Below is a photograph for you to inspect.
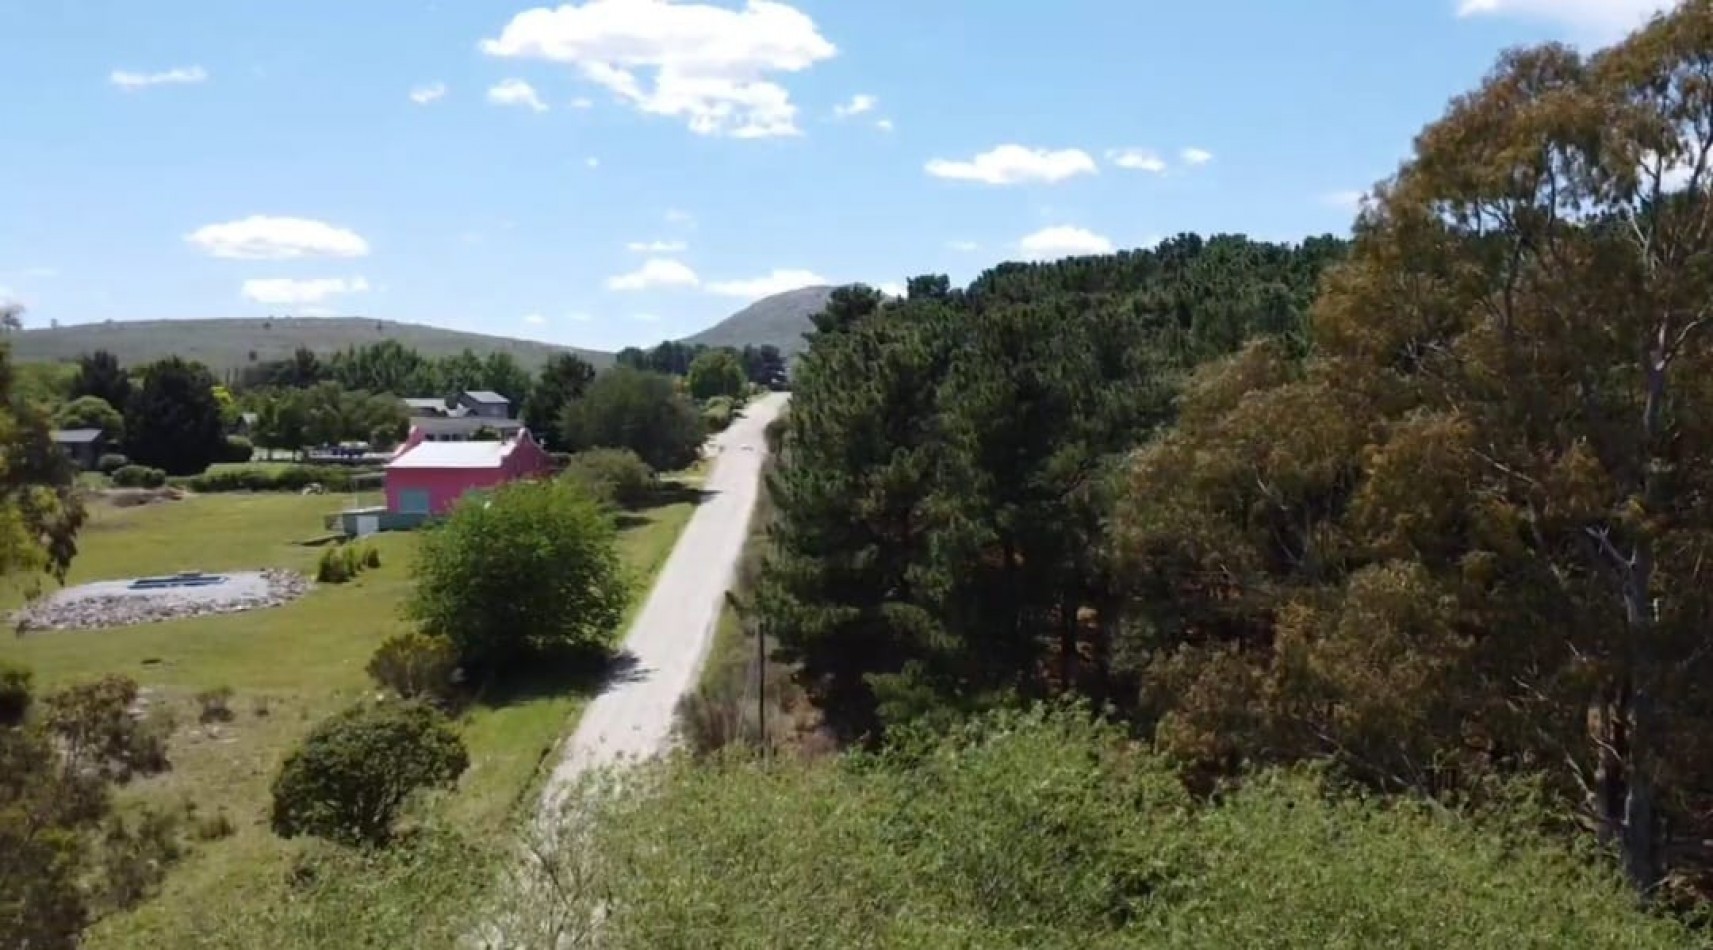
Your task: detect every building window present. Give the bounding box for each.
[398,489,431,515]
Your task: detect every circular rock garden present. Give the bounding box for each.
[12,568,311,633]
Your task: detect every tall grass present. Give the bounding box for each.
[509,705,1699,949]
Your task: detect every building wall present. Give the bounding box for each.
[383,432,553,516]
[385,466,509,515]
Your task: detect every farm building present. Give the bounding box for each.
[51,428,107,470]
[383,428,552,516]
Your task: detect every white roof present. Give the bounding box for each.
[387,440,514,470]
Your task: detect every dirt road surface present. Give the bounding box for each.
[533,391,788,826]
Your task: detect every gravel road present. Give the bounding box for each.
[534,391,788,826]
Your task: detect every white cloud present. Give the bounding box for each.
[1324,189,1367,210]
[705,268,827,299]
[567,311,594,322]
[925,145,1098,186]
[877,281,906,298]
[480,0,836,139]
[607,258,700,290]
[834,93,876,118]
[241,276,370,305]
[1108,148,1167,173]
[627,239,688,253]
[631,313,661,323]
[186,216,370,260]
[586,156,600,168]
[410,82,448,104]
[523,312,547,325]
[1180,147,1214,166]
[1454,0,1668,36]
[110,66,207,90]
[875,118,895,132]
[488,78,548,111]
[571,96,595,108]
[665,208,695,225]
[1018,225,1114,260]
[948,240,980,252]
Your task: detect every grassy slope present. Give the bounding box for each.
[10,316,614,374]
[0,487,697,945]
[680,285,833,358]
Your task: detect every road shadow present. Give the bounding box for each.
[613,484,717,532]
[474,644,650,710]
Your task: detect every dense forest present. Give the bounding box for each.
[723,1,1713,924]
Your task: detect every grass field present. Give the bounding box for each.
[0,484,698,946]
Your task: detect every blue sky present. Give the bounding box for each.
[0,0,1675,352]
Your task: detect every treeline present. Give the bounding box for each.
[616,340,787,390]
[757,2,1713,908]
[43,335,761,475]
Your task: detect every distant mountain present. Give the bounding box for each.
[7,317,612,372]
[681,285,834,356]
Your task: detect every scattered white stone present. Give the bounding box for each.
[12,569,311,633]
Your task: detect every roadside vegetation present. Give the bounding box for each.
[566,6,1713,944]
[0,469,699,947]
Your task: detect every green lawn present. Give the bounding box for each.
[0,485,699,946]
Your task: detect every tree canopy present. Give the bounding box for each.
[559,367,705,472]
[408,478,629,671]
[122,358,227,475]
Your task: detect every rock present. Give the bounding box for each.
[9,569,314,634]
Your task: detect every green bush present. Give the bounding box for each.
[178,464,370,494]
[366,633,459,702]
[0,659,31,726]
[518,705,1695,950]
[316,546,352,584]
[561,448,656,509]
[111,464,167,489]
[95,452,130,475]
[702,396,735,433]
[195,686,234,725]
[409,479,629,671]
[316,543,378,584]
[269,700,468,847]
[220,435,254,463]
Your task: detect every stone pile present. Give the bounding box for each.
[13,568,312,633]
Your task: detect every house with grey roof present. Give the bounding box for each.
[455,390,511,419]
[51,428,107,470]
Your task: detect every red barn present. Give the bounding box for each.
[384,429,553,516]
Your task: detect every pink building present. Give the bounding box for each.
[384,428,553,516]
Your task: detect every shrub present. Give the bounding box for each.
[178,464,368,494]
[559,367,706,471]
[0,659,31,726]
[190,809,236,842]
[96,452,130,475]
[111,464,167,489]
[515,705,1696,950]
[221,435,254,463]
[362,546,382,570]
[316,546,353,584]
[561,448,655,509]
[269,700,469,847]
[409,479,629,671]
[702,397,735,433]
[195,686,234,725]
[366,633,459,702]
[94,806,185,912]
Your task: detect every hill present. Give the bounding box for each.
[7,317,612,372]
[681,285,834,356]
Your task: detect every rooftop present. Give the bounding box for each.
[461,390,509,405]
[51,428,104,443]
[409,416,523,437]
[387,439,516,470]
